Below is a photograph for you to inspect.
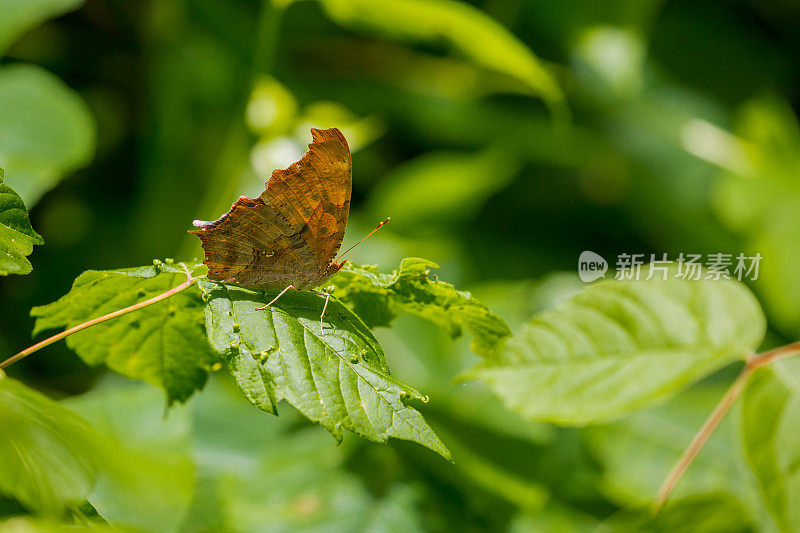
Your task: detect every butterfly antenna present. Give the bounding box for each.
[337,218,391,261]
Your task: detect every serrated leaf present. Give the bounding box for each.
[740,359,800,533]
[331,258,511,358]
[0,0,84,56]
[463,275,765,424]
[0,64,96,205]
[199,279,450,459]
[31,262,216,404]
[0,373,100,513]
[0,167,43,275]
[315,0,563,105]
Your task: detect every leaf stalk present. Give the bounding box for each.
[0,276,202,370]
[654,340,800,512]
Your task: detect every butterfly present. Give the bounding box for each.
[190,127,386,333]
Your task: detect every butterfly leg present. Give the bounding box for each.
[319,293,331,336]
[255,284,295,310]
[310,289,332,336]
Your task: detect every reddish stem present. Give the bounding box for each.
[654,340,800,512]
[0,276,201,371]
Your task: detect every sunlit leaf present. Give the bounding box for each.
[331,259,511,358]
[740,359,800,532]
[463,274,765,424]
[31,261,215,404]
[0,0,83,56]
[0,167,43,275]
[0,373,100,513]
[314,0,563,105]
[0,64,95,205]
[199,279,450,459]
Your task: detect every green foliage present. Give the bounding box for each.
[0,0,83,56]
[0,64,96,205]
[199,278,450,459]
[64,383,197,533]
[585,383,755,507]
[314,0,563,105]
[31,262,215,404]
[331,258,511,357]
[0,373,99,513]
[0,168,43,275]
[0,517,115,532]
[4,0,800,530]
[463,274,765,424]
[607,494,755,532]
[711,98,800,337]
[367,145,521,231]
[741,359,800,532]
[0,374,196,530]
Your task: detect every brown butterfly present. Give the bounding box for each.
[190,127,386,332]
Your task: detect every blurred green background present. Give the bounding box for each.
[1,0,799,530]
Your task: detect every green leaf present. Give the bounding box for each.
[0,373,100,513]
[315,0,563,106]
[0,167,43,275]
[463,274,765,424]
[605,494,755,532]
[0,517,115,532]
[740,359,800,532]
[330,259,511,358]
[585,383,756,507]
[199,279,451,459]
[0,64,95,206]
[0,0,84,56]
[64,381,196,533]
[709,98,800,337]
[31,262,216,404]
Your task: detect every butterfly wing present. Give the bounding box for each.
[190,128,352,290]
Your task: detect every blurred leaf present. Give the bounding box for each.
[0,0,83,56]
[31,262,215,404]
[314,0,563,105]
[0,64,95,205]
[367,145,521,232]
[0,517,114,532]
[362,485,425,533]
[463,274,765,424]
[65,382,195,533]
[216,424,422,532]
[740,359,800,532]
[605,493,754,532]
[0,373,99,513]
[585,383,754,506]
[246,75,298,137]
[331,259,511,358]
[509,505,598,533]
[710,98,800,336]
[0,167,43,275]
[199,278,450,459]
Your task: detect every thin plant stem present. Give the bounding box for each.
[0,276,201,371]
[654,340,800,512]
